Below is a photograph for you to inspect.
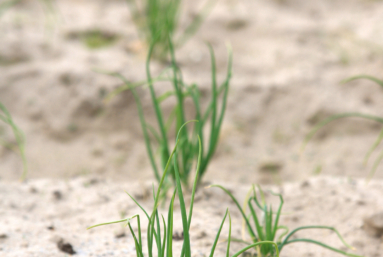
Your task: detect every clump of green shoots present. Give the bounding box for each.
[104,39,232,188]
[0,102,27,180]
[125,0,217,59]
[210,184,363,257]
[88,125,279,257]
[302,75,383,180]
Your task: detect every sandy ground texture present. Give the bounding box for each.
[1,176,383,257]
[1,0,383,182]
[1,0,383,256]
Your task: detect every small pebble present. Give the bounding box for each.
[53,190,63,200]
[57,238,76,255]
[363,212,383,237]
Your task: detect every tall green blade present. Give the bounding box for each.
[226,211,232,257]
[173,153,191,257]
[180,136,202,257]
[248,198,264,241]
[208,209,229,257]
[161,215,167,257]
[166,190,176,257]
[271,192,284,239]
[128,221,144,257]
[146,41,171,171]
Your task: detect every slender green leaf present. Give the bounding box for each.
[231,241,280,257]
[282,239,363,257]
[369,149,383,181]
[226,211,231,257]
[87,218,128,230]
[364,128,383,165]
[209,185,257,241]
[174,152,191,257]
[248,198,264,241]
[0,102,27,180]
[209,209,229,257]
[302,113,383,152]
[280,226,355,251]
[342,75,383,89]
[176,0,218,47]
[166,190,176,257]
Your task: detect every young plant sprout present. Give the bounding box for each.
[104,39,232,188]
[302,75,383,180]
[88,125,279,257]
[209,184,364,257]
[0,102,27,180]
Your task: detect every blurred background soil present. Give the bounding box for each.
[2,0,383,184]
[1,0,383,183]
[1,0,383,256]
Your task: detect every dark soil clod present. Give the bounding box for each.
[363,212,383,237]
[172,231,183,241]
[57,238,76,255]
[115,230,126,238]
[53,190,63,200]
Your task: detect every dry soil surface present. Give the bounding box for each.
[1,176,383,257]
[1,0,383,256]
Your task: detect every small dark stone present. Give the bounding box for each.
[29,187,38,193]
[300,180,310,188]
[115,230,126,238]
[196,231,207,239]
[0,234,8,239]
[356,200,366,206]
[363,212,383,237]
[57,238,76,255]
[259,161,282,173]
[53,190,63,200]
[172,231,183,241]
[88,178,99,185]
[47,225,55,231]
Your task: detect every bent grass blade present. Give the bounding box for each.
[302,75,383,180]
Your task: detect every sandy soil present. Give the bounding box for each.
[1,176,383,257]
[1,0,383,256]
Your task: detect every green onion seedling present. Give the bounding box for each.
[209,184,364,257]
[88,125,279,257]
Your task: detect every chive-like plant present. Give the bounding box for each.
[302,75,383,180]
[88,125,279,257]
[125,0,217,60]
[209,184,363,257]
[0,102,27,180]
[104,39,232,188]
